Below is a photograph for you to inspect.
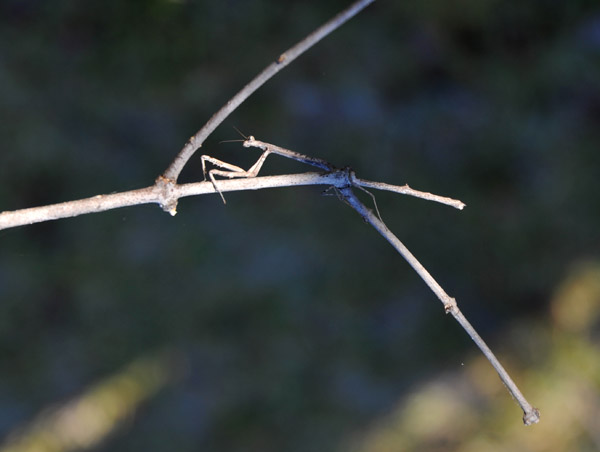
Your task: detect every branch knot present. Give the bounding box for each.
[155,175,179,216]
[443,297,459,315]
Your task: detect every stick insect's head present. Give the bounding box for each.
[219,128,254,148]
[242,136,261,150]
[224,127,258,149]
[220,128,263,150]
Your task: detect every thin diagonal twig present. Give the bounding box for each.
[161,0,375,186]
[338,185,540,426]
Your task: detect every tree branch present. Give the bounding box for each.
[354,176,466,210]
[0,170,461,230]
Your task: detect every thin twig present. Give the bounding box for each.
[338,186,540,425]
[0,173,333,230]
[354,177,466,210]
[0,171,461,231]
[161,0,375,187]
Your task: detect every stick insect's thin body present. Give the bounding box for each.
[201,136,335,203]
[243,137,335,172]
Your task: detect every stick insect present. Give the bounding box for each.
[201,132,336,203]
[201,132,383,219]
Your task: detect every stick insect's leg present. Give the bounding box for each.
[207,170,244,204]
[200,155,248,204]
[201,155,246,181]
[200,151,271,204]
[244,150,271,178]
[353,184,383,223]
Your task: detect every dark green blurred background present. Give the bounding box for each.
[1,1,600,451]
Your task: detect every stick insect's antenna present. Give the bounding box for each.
[233,126,248,140]
[219,127,249,144]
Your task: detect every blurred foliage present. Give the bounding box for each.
[1,0,600,451]
[0,349,182,452]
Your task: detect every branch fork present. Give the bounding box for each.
[155,175,179,216]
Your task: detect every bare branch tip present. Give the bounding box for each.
[523,408,540,426]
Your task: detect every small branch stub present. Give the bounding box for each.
[443,297,459,315]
